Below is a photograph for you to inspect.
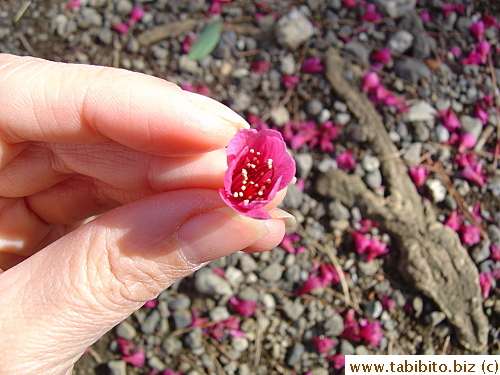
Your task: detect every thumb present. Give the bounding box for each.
[0,189,286,374]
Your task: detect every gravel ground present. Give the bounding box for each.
[1,0,499,374]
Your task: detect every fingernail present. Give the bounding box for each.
[178,207,268,264]
[269,208,297,232]
[183,91,250,131]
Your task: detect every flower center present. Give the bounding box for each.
[231,148,275,205]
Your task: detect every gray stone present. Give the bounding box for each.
[172,310,192,330]
[184,328,203,349]
[328,200,351,220]
[282,183,304,209]
[285,264,302,283]
[388,30,414,54]
[239,255,258,273]
[374,0,416,17]
[77,7,102,29]
[362,155,381,173]
[325,313,344,336]
[339,339,355,355]
[115,320,137,340]
[364,170,383,189]
[471,241,491,264]
[162,336,183,355]
[280,53,296,75]
[335,112,351,125]
[317,157,338,173]
[394,59,432,83]
[460,115,482,141]
[276,8,315,49]
[488,225,500,248]
[413,296,424,317]
[140,309,160,334]
[259,262,283,282]
[364,300,383,319]
[412,33,431,59]
[148,356,165,371]
[231,337,249,352]
[126,38,140,54]
[107,360,127,375]
[403,101,437,122]
[283,299,305,321]
[412,121,431,142]
[426,179,447,203]
[392,290,407,307]
[286,343,305,366]
[358,260,380,276]
[230,91,251,112]
[402,142,422,163]
[434,125,450,143]
[270,106,290,127]
[209,306,230,322]
[225,266,245,288]
[194,268,233,296]
[178,54,200,74]
[167,295,191,311]
[295,153,314,180]
[116,0,133,15]
[307,98,323,116]
[345,41,370,65]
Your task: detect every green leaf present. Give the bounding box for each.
[187,19,222,61]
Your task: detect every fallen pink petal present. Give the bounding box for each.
[122,350,146,367]
[359,320,383,346]
[327,353,346,369]
[457,133,476,153]
[444,210,461,231]
[111,22,129,34]
[370,48,392,65]
[252,61,271,74]
[438,108,461,132]
[229,296,258,317]
[408,167,428,188]
[337,150,356,171]
[302,57,324,73]
[219,129,296,219]
[129,6,145,25]
[312,336,335,354]
[462,161,487,187]
[340,309,361,342]
[479,272,492,299]
[460,224,481,246]
[282,75,300,90]
[470,20,485,41]
[66,0,81,10]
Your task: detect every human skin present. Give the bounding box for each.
[0,54,293,374]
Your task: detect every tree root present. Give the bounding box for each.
[316,48,488,352]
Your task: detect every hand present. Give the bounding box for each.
[0,54,293,374]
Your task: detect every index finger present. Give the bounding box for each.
[0,54,248,161]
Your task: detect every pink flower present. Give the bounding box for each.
[490,244,500,261]
[229,296,258,317]
[308,121,340,153]
[282,75,300,90]
[370,48,392,65]
[302,58,324,73]
[219,129,295,219]
[327,354,346,370]
[312,336,335,355]
[470,20,485,41]
[129,6,145,25]
[420,11,431,23]
[444,210,461,231]
[111,22,129,34]
[360,4,381,22]
[251,61,271,74]
[66,0,81,10]
[337,150,356,171]
[462,161,487,187]
[438,108,461,132]
[408,167,428,188]
[362,71,381,92]
[359,320,383,346]
[340,309,361,342]
[479,272,492,298]
[460,224,481,246]
[457,133,476,153]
